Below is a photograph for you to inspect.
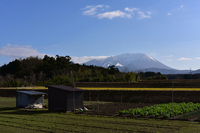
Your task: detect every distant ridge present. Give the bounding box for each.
[84,53,194,74]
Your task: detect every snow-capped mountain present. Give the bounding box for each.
[85,53,176,73]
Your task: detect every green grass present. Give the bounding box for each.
[0,97,48,108]
[0,97,16,108]
[1,97,200,132]
[179,110,200,119]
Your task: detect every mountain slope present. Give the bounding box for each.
[85,53,175,73]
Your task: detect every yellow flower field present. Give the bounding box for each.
[1,86,200,91]
[78,87,200,91]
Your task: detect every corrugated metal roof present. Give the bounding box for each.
[17,91,46,95]
[46,85,84,92]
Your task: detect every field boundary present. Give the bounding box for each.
[1,86,200,91]
[0,86,47,90]
[79,87,200,91]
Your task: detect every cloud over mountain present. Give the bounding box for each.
[178,57,193,61]
[71,56,110,64]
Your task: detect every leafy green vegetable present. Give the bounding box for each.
[119,102,200,118]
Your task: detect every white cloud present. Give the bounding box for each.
[83,8,97,16]
[195,57,200,60]
[167,4,184,16]
[180,5,184,8]
[167,13,172,16]
[0,44,46,59]
[124,7,139,15]
[82,5,151,20]
[138,11,151,19]
[97,10,132,19]
[71,56,110,64]
[125,7,151,19]
[82,5,109,16]
[178,57,193,61]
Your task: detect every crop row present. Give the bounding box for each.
[119,102,200,118]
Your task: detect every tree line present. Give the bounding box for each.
[3,55,199,87]
[0,55,141,87]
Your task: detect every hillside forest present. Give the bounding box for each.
[0,55,199,87]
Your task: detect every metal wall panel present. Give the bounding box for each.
[48,87,83,111]
[16,92,44,108]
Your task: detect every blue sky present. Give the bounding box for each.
[0,0,200,70]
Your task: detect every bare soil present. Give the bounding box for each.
[83,102,155,116]
[82,102,200,122]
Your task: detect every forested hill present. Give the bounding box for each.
[0,55,140,87]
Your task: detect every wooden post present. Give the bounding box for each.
[73,91,75,112]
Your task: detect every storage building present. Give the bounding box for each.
[16,91,46,108]
[46,85,84,111]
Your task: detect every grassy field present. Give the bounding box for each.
[2,86,200,91]
[1,97,200,132]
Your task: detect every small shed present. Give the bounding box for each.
[16,91,46,108]
[46,85,84,111]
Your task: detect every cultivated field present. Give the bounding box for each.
[1,97,200,132]
[2,86,200,91]
[2,81,200,132]
[80,87,200,91]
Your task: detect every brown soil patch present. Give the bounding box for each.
[82,102,200,122]
[83,102,155,116]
